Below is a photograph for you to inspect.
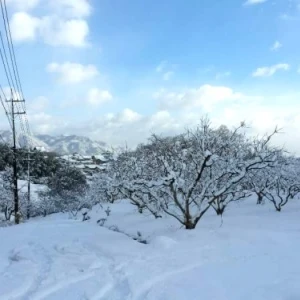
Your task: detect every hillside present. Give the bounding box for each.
[0,130,108,155]
[0,198,300,300]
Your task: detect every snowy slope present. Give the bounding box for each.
[0,130,108,155]
[36,134,108,155]
[1,198,300,300]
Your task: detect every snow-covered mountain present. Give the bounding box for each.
[0,130,108,155]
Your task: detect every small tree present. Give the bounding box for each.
[0,169,14,221]
[261,158,300,211]
[37,190,58,217]
[0,143,13,171]
[87,173,120,205]
[107,149,163,218]
[46,166,89,216]
[211,189,250,216]
[245,167,273,205]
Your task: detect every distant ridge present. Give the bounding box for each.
[0,130,108,155]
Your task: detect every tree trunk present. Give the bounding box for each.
[256,193,263,205]
[184,213,196,229]
[185,221,196,229]
[153,212,162,219]
[215,206,225,215]
[4,207,12,221]
[212,202,225,215]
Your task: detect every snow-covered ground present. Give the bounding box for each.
[18,180,47,202]
[1,198,300,300]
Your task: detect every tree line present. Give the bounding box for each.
[91,119,300,229]
[0,145,88,221]
[2,118,300,228]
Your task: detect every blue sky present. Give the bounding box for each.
[1,0,300,153]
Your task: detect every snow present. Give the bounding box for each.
[18,180,47,202]
[86,165,98,169]
[94,154,107,161]
[204,149,212,157]
[1,198,300,300]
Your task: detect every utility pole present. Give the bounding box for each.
[7,89,25,224]
[24,150,34,219]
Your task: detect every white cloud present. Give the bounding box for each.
[6,0,40,11]
[155,84,243,112]
[244,0,267,5]
[163,71,174,81]
[87,88,112,106]
[39,17,89,47]
[252,63,290,77]
[84,104,293,149]
[10,12,39,42]
[118,109,142,123]
[7,0,91,16]
[10,1,90,47]
[47,62,98,84]
[49,0,91,18]
[2,86,22,100]
[28,96,49,112]
[270,41,282,51]
[148,111,175,130]
[28,112,69,135]
[87,109,177,145]
[26,87,300,154]
[209,101,300,154]
[30,105,300,154]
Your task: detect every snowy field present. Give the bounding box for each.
[1,198,300,300]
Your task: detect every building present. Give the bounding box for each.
[60,152,111,177]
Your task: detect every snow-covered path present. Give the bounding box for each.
[1,200,300,300]
[0,219,140,300]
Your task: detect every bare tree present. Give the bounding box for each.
[261,157,300,211]
[106,119,279,229]
[245,167,273,205]
[211,190,250,216]
[0,169,14,221]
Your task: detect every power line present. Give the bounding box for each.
[0,0,33,223]
[2,0,24,100]
[2,0,32,148]
[0,35,26,146]
[0,33,16,92]
[0,90,12,129]
[0,130,7,144]
[0,0,30,148]
[0,0,21,96]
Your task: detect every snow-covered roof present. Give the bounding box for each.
[83,160,93,164]
[97,165,107,170]
[94,154,107,161]
[85,165,98,169]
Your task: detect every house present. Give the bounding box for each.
[60,152,111,177]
